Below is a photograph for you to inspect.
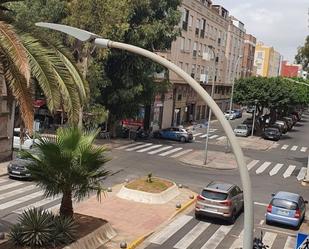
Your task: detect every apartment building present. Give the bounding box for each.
[241,34,256,78]
[153,0,230,128]
[225,16,245,84]
[254,42,282,77]
[281,61,305,78]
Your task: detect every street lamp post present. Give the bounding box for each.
[35,22,254,249]
[251,99,258,137]
[204,46,216,165]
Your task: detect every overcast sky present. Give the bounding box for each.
[214,0,309,62]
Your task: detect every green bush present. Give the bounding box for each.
[8,208,77,248]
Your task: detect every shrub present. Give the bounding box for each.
[52,215,77,246]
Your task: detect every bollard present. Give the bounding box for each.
[189,195,194,199]
[125,178,129,183]
[178,184,183,188]
[120,241,127,249]
[107,187,112,192]
[176,203,181,209]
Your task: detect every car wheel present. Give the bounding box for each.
[180,136,186,143]
[195,212,201,220]
[265,219,271,226]
[229,210,236,224]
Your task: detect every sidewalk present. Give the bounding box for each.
[179,150,250,169]
[0,162,8,176]
[75,183,196,249]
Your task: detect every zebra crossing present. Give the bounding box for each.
[0,177,61,218]
[192,129,228,141]
[247,159,306,181]
[146,214,296,249]
[273,144,308,153]
[116,142,193,158]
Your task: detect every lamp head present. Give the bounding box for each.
[35,22,101,42]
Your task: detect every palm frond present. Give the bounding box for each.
[0,21,30,85]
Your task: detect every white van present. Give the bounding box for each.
[13,128,39,150]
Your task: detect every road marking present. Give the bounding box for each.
[174,221,210,249]
[247,160,259,171]
[281,144,289,150]
[14,196,61,214]
[200,225,234,249]
[256,161,272,174]
[283,165,296,178]
[230,229,244,249]
[170,149,193,158]
[259,220,265,225]
[254,202,268,207]
[263,232,277,248]
[0,185,37,200]
[159,147,183,156]
[210,129,218,132]
[291,146,298,151]
[284,236,296,249]
[199,134,208,138]
[301,147,308,152]
[136,144,162,152]
[209,135,219,139]
[0,190,44,210]
[0,181,24,191]
[126,143,153,151]
[149,215,192,245]
[269,163,284,176]
[257,226,296,236]
[296,167,307,181]
[216,136,226,141]
[148,146,173,155]
[116,142,143,150]
[193,133,203,137]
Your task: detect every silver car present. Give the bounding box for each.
[195,181,244,223]
[234,124,251,137]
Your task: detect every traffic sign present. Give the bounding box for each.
[296,232,309,249]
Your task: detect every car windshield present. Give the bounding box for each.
[236,125,247,129]
[201,190,228,200]
[266,128,278,132]
[271,198,298,210]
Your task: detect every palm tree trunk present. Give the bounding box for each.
[60,190,73,217]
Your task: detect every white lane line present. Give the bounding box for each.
[200,225,234,249]
[247,160,259,171]
[269,163,284,176]
[14,196,61,214]
[0,185,37,200]
[116,142,143,150]
[209,135,219,139]
[137,144,162,152]
[283,165,296,178]
[199,134,208,138]
[301,147,308,152]
[284,236,296,249]
[216,136,226,141]
[148,146,173,155]
[262,232,277,248]
[291,146,298,151]
[281,144,289,150]
[210,129,218,132]
[254,202,268,207]
[126,143,152,151]
[297,167,307,181]
[256,162,272,174]
[259,220,265,225]
[193,133,203,137]
[0,181,24,191]
[0,190,44,210]
[170,149,193,158]
[174,221,210,249]
[149,215,192,245]
[159,147,183,157]
[230,229,244,249]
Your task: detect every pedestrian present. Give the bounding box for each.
[303,239,309,249]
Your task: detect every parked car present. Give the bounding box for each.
[234,124,251,137]
[7,153,35,179]
[233,109,242,118]
[195,181,244,224]
[246,106,255,113]
[262,127,281,141]
[13,128,40,150]
[153,127,193,142]
[224,110,236,120]
[275,120,288,134]
[266,191,307,229]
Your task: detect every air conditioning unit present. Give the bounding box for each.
[202,52,211,61]
[199,74,208,84]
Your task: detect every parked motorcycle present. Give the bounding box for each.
[253,231,269,249]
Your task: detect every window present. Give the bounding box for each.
[180,37,185,51]
[191,64,196,78]
[177,94,182,101]
[186,39,191,51]
[182,8,189,30]
[193,41,197,57]
[179,61,183,69]
[188,15,193,27]
[195,18,200,35]
[198,43,202,56]
[197,65,200,76]
[185,63,189,73]
[257,51,263,59]
[201,66,205,74]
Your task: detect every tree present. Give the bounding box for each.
[295,36,309,73]
[21,127,109,217]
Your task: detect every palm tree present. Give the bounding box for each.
[21,127,109,217]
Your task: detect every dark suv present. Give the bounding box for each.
[195,181,244,223]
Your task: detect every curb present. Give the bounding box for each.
[127,196,196,249]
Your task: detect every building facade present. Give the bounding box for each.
[225,16,245,84]
[153,0,232,129]
[241,34,256,78]
[254,42,282,77]
[281,60,303,78]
